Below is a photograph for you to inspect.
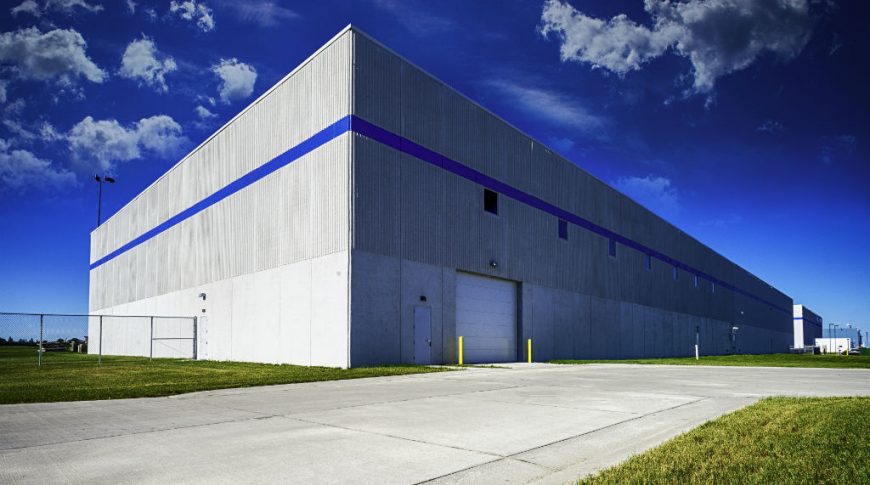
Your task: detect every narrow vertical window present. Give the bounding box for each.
[694,275,699,288]
[608,239,616,258]
[646,255,652,271]
[558,219,567,240]
[673,266,678,281]
[483,189,498,215]
[711,281,716,293]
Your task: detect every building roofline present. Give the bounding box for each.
[93,25,356,234]
[348,26,790,304]
[93,24,790,305]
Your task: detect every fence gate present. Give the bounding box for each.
[0,312,197,366]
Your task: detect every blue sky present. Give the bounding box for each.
[0,1,867,333]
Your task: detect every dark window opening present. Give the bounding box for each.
[673,266,678,281]
[608,239,617,258]
[558,219,568,240]
[711,281,716,293]
[484,189,498,215]
[646,255,652,271]
[694,275,699,288]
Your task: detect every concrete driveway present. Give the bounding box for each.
[2,363,869,484]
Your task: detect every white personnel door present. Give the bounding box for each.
[456,272,517,363]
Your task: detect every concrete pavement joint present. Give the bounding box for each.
[0,412,269,452]
[413,457,553,485]
[409,396,715,484]
[283,413,507,458]
[470,397,643,416]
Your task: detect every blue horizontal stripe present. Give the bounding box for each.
[91,114,788,315]
[350,116,789,315]
[90,115,351,270]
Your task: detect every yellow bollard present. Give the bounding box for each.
[528,338,532,363]
[458,336,464,366]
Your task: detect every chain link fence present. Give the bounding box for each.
[0,312,197,366]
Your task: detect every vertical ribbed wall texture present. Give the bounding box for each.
[90,32,352,311]
[350,31,790,335]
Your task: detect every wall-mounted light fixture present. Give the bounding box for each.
[198,293,207,301]
[489,259,498,268]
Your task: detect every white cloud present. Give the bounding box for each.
[3,118,38,140]
[215,0,298,27]
[756,120,784,133]
[0,139,77,191]
[211,58,256,103]
[119,36,177,92]
[3,98,25,115]
[45,0,103,13]
[540,0,813,94]
[67,115,189,171]
[0,28,106,86]
[134,115,188,158]
[11,0,103,17]
[10,1,40,17]
[373,0,455,36]
[170,1,215,32]
[194,105,215,119]
[699,212,743,228]
[548,136,575,153]
[0,81,6,103]
[613,175,681,219]
[39,121,64,141]
[126,0,136,14]
[67,117,139,170]
[486,78,605,133]
[818,134,857,166]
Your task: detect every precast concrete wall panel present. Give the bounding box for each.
[350,251,401,366]
[89,251,350,366]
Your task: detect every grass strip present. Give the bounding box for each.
[579,396,870,484]
[0,346,448,404]
[552,353,870,369]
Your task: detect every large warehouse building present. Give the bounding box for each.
[89,27,793,367]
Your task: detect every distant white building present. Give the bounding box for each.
[815,338,851,354]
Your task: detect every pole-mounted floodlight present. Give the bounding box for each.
[94,175,116,227]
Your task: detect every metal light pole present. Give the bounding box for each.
[834,324,839,355]
[94,175,115,227]
[827,323,833,354]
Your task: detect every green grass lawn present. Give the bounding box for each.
[552,352,870,369]
[579,396,870,484]
[0,346,448,405]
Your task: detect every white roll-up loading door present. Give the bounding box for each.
[456,272,517,363]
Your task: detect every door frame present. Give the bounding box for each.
[454,270,520,363]
[413,305,432,365]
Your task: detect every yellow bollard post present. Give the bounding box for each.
[458,336,464,366]
[528,338,532,363]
